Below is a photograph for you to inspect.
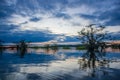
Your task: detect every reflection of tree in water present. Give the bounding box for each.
[0,40,4,56]
[82,42,106,68]
[44,47,58,54]
[78,58,110,77]
[19,40,27,58]
[78,24,107,65]
[0,45,3,55]
[77,24,110,77]
[44,44,58,54]
[77,42,110,78]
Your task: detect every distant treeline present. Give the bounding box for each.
[0,43,120,50]
[110,44,120,49]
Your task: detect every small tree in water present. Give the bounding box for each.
[0,40,4,56]
[19,40,27,58]
[78,24,107,68]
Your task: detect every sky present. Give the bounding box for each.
[0,0,120,42]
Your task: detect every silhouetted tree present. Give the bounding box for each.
[0,40,4,56]
[78,24,107,67]
[19,40,27,58]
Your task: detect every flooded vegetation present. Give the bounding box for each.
[0,25,120,80]
[0,46,120,80]
[0,0,120,80]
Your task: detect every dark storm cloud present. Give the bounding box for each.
[0,30,57,42]
[3,30,79,43]
[0,24,17,30]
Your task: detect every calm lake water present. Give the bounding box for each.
[0,48,120,80]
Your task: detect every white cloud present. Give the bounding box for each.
[63,4,96,16]
[7,4,94,36]
[10,13,91,36]
[6,2,119,37]
[7,14,30,25]
[105,26,120,32]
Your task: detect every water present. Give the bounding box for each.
[0,48,120,80]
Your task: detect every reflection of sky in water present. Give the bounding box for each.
[0,48,120,80]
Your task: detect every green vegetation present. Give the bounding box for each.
[29,45,88,50]
[111,44,120,49]
[29,44,58,50]
[30,46,42,49]
[62,46,70,49]
[76,45,86,50]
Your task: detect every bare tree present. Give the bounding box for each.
[0,40,4,56]
[78,24,107,67]
[19,40,28,58]
[78,24,106,44]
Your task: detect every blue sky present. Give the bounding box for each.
[0,0,120,42]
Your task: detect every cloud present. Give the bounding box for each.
[7,14,29,25]
[0,30,57,42]
[29,17,41,22]
[9,14,90,36]
[0,0,120,42]
[105,26,120,33]
[64,5,95,16]
[54,13,71,19]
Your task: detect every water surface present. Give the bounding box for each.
[0,48,120,80]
